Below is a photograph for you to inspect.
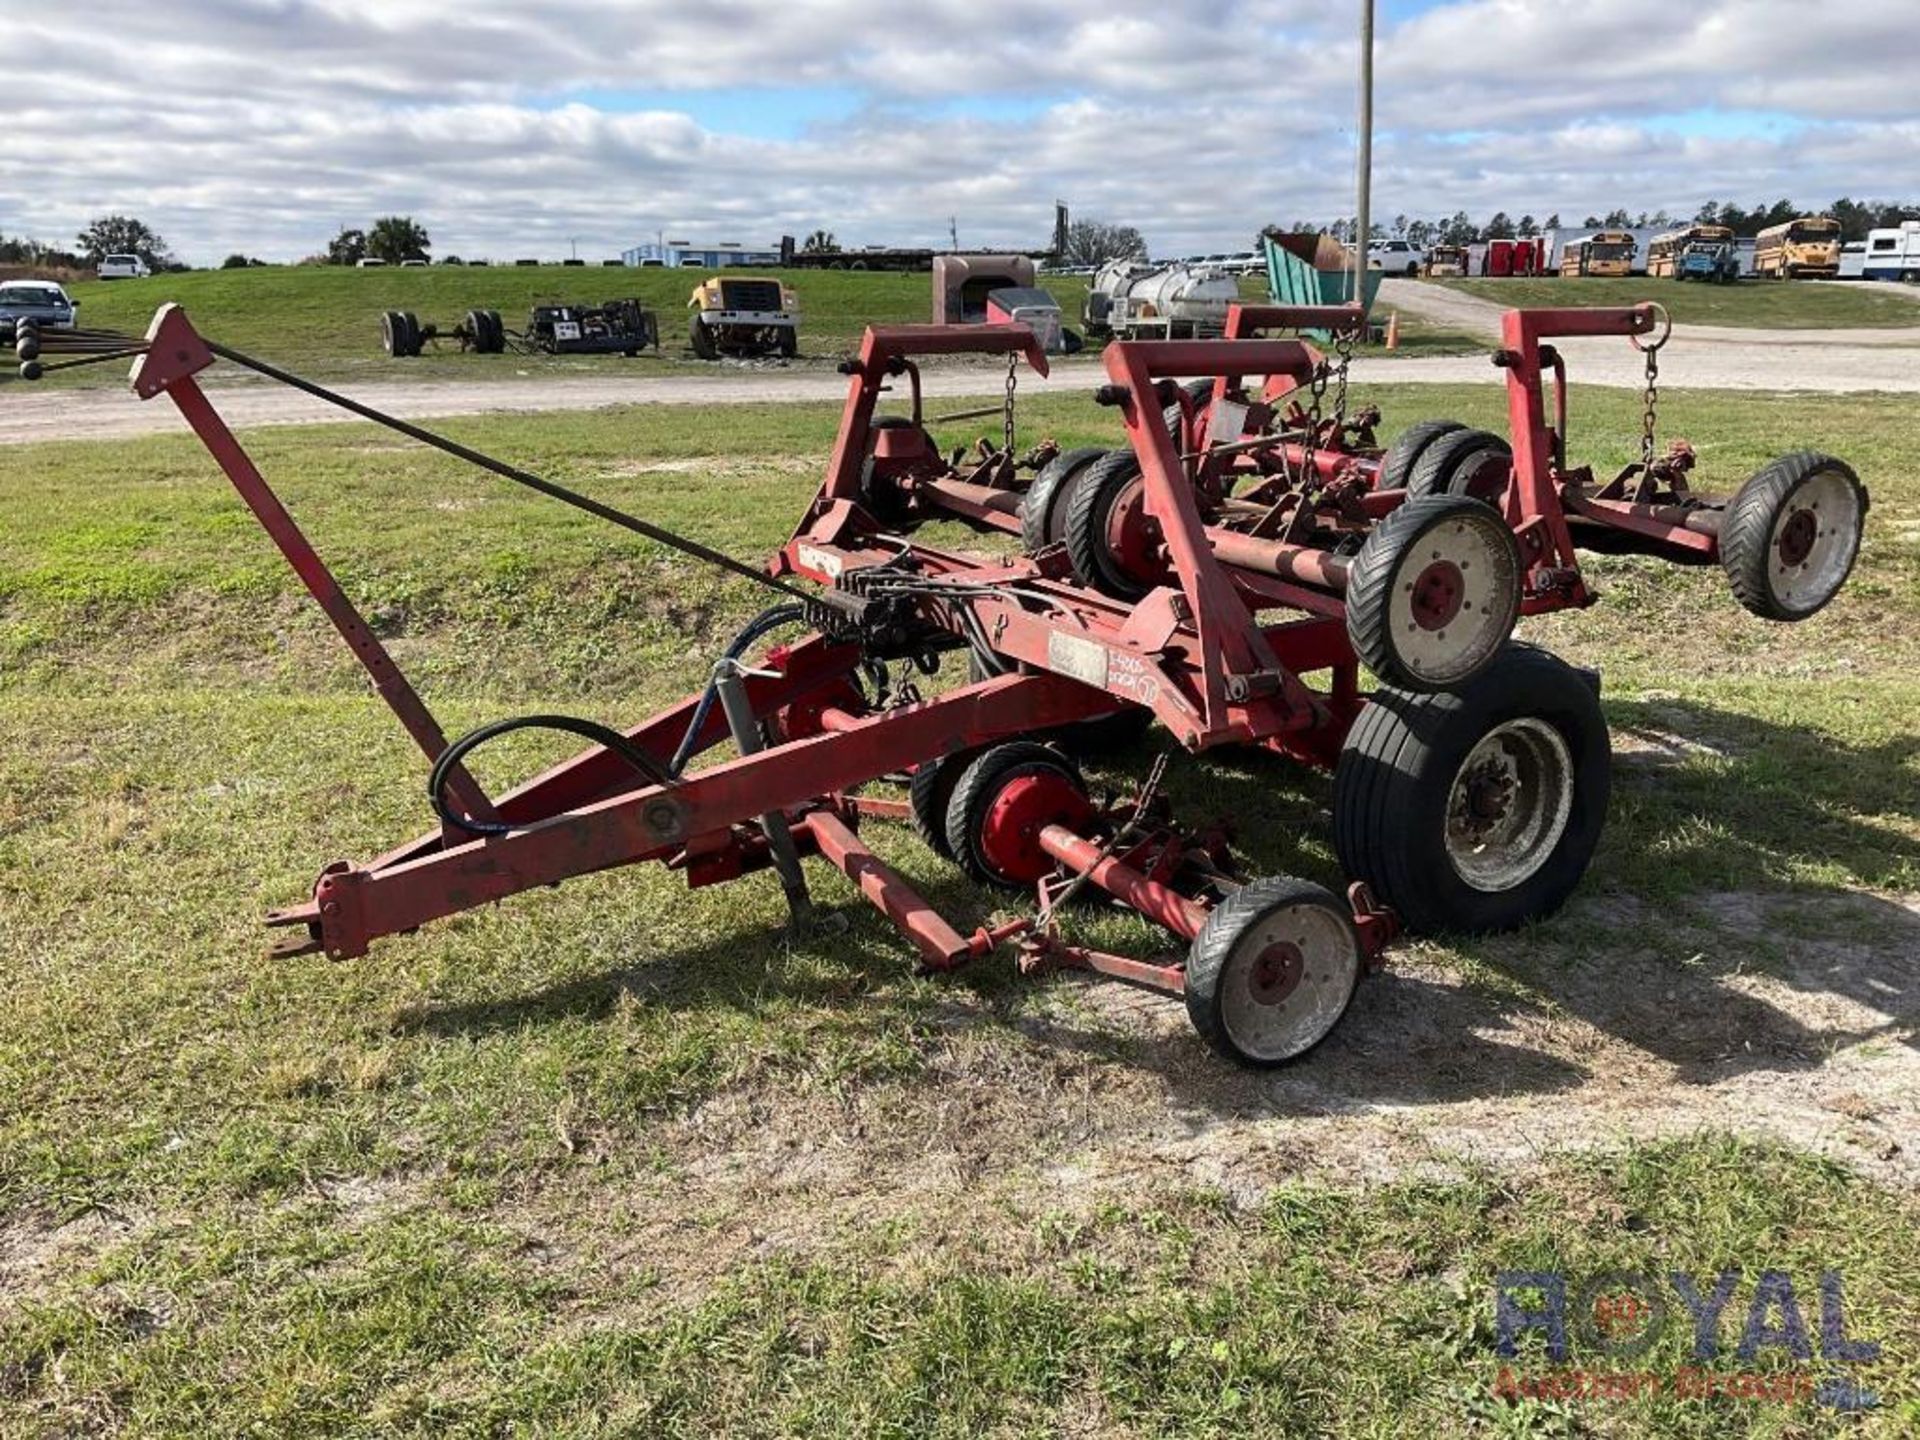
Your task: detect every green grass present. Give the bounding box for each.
[1433,276,1920,329]
[2,387,1917,1434]
[39,266,1458,390]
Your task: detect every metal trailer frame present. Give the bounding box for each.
[129,304,1502,1066]
[1129,300,1865,605]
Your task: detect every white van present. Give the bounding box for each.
[97,253,149,280]
[1861,222,1920,282]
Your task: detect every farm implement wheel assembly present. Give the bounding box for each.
[1333,645,1609,934]
[49,296,1868,1070]
[1185,876,1362,1067]
[1718,452,1867,620]
[1344,495,1522,693]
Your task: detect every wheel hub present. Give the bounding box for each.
[1444,718,1575,893]
[1410,559,1466,631]
[1247,942,1305,1004]
[1776,507,1817,568]
[1100,477,1164,584]
[978,771,1095,884]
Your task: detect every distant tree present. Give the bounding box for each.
[1517,214,1538,237]
[1695,201,1720,226]
[1582,215,1602,229]
[1440,210,1477,245]
[1485,211,1516,240]
[1062,218,1148,267]
[1391,213,1409,237]
[1543,213,1561,231]
[219,253,265,269]
[367,216,430,264]
[77,215,171,269]
[1601,208,1632,228]
[326,227,368,265]
[1406,218,1434,248]
[801,229,837,254]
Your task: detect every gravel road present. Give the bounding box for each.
[5,285,1916,445]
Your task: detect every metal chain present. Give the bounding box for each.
[1331,325,1355,428]
[1639,341,1660,467]
[1003,351,1018,457]
[1298,355,1328,488]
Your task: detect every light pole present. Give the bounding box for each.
[1352,0,1376,307]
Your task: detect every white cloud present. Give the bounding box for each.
[0,0,1912,264]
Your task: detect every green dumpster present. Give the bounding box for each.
[1263,232,1382,337]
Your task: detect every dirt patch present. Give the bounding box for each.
[471,887,1917,1321]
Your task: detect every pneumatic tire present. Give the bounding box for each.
[943,742,1090,889]
[1344,494,1522,693]
[689,314,718,360]
[1184,876,1362,1067]
[1377,419,1465,492]
[1405,428,1509,500]
[1063,450,1158,600]
[909,750,974,860]
[1332,644,1610,935]
[1718,451,1866,621]
[1021,446,1108,555]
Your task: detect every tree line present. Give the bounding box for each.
[1266,197,1917,250]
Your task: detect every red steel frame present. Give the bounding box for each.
[127,306,1403,997]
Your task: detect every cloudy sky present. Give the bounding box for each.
[4,0,1914,265]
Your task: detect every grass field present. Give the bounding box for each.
[35,265,1476,390]
[2,385,1917,1434]
[1434,276,1920,329]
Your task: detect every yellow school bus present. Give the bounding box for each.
[1558,230,1636,278]
[1753,216,1842,279]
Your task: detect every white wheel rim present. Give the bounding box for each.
[1768,469,1861,615]
[1219,902,1358,1061]
[1387,513,1517,685]
[1445,717,1575,892]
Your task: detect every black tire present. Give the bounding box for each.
[1184,876,1362,1067]
[1405,428,1510,500]
[1332,643,1610,935]
[480,310,505,353]
[379,310,407,358]
[909,751,973,859]
[396,312,423,357]
[1378,420,1465,491]
[463,310,491,353]
[689,314,718,360]
[1344,494,1522,693]
[943,742,1086,888]
[1063,451,1156,600]
[777,327,799,359]
[1718,451,1867,621]
[1431,441,1513,506]
[1162,377,1219,443]
[1020,446,1108,555]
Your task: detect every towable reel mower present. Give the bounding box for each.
[50,306,1617,1068]
[1112,300,1869,627]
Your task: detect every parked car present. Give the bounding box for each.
[0,280,79,340]
[1366,238,1428,275]
[356,257,387,268]
[96,253,150,280]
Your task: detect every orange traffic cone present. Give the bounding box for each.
[1384,310,1400,350]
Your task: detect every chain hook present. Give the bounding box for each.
[1002,350,1018,459]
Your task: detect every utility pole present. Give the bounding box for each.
[1352,0,1376,306]
[949,217,959,251]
